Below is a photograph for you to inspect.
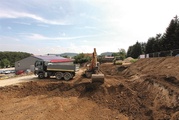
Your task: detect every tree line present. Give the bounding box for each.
[127,15,179,58]
[0,52,32,68]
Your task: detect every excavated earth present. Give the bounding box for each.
[0,57,179,120]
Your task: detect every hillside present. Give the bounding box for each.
[60,53,78,57]
[100,52,114,56]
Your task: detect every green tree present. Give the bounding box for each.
[154,34,162,52]
[145,34,163,54]
[0,51,32,67]
[162,16,178,50]
[0,58,10,68]
[74,53,91,64]
[174,16,179,49]
[133,42,142,58]
[112,49,126,60]
[127,46,133,57]
[140,42,146,54]
[118,48,126,60]
[145,37,156,53]
[127,42,142,58]
[112,52,119,57]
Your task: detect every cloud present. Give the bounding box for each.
[22,33,98,40]
[24,34,47,40]
[54,44,94,54]
[0,9,71,25]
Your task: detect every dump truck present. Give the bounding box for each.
[34,59,76,80]
[84,48,105,83]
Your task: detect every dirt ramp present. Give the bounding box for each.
[123,57,179,79]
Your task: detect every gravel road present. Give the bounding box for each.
[0,75,36,87]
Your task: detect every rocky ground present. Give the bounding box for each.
[0,57,178,120]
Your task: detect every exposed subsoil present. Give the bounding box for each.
[0,57,179,120]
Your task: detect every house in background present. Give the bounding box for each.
[15,55,73,74]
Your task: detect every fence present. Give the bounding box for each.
[140,49,179,58]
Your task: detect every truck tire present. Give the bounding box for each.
[64,72,72,81]
[38,73,44,79]
[56,72,63,80]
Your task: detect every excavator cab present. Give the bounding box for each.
[84,48,104,83]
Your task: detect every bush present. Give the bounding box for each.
[130,59,138,63]
[0,59,10,68]
[74,53,91,64]
[114,62,123,65]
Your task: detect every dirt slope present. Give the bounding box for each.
[123,57,179,79]
[99,57,179,119]
[0,57,179,120]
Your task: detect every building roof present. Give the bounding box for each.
[34,55,73,63]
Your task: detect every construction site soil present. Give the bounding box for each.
[0,57,179,120]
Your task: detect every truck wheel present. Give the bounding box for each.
[64,72,72,81]
[38,73,44,79]
[56,72,63,80]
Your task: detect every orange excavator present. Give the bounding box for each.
[84,48,104,83]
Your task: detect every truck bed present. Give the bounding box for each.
[47,64,76,72]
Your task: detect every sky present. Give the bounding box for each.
[0,0,179,55]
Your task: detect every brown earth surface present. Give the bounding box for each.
[0,57,179,120]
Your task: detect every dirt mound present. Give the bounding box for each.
[0,81,81,98]
[0,81,150,119]
[123,57,179,79]
[122,57,179,95]
[100,63,128,76]
[0,81,128,120]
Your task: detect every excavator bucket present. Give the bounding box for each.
[91,74,104,83]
